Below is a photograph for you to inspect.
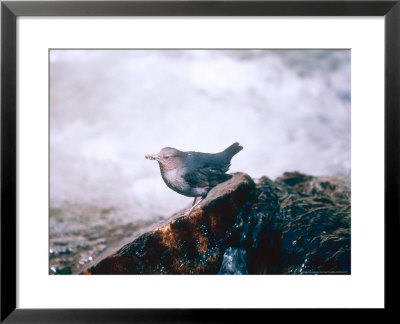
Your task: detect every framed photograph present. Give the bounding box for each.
[1,0,398,321]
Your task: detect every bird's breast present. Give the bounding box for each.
[160,167,206,197]
[161,168,188,191]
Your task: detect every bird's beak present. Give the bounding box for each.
[145,154,158,161]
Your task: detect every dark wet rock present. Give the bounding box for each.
[236,172,351,274]
[79,171,350,275]
[80,173,255,274]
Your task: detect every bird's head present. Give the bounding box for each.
[145,147,184,170]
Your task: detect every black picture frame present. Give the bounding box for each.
[1,0,398,321]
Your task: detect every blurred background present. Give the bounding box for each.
[49,50,350,273]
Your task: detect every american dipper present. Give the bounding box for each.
[145,142,243,213]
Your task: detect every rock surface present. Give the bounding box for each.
[80,171,350,275]
[224,172,351,275]
[81,173,255,274]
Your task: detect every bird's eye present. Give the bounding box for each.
[165,156,170,159]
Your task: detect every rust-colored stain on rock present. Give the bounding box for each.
[78,171,350,275]
[80,173,255,275]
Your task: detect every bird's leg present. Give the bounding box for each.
[191,197,203,210]
[185,197,203,216]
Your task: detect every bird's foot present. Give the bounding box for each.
[184,197,203,216]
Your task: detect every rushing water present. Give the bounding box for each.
[49,50,350,273]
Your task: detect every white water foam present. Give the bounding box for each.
[50,49,350,220]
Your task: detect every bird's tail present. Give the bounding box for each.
[223,142,243,158]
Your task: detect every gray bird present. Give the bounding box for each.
[145,142,243,213]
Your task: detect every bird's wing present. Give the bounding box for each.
[183,165,231,189]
